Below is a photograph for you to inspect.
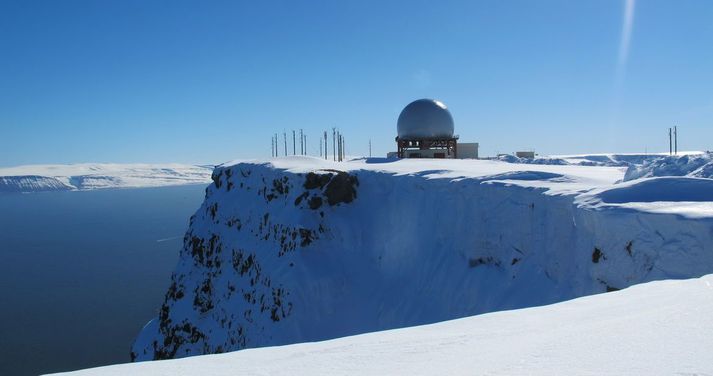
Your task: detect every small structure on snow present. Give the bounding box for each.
[394,99,478,159]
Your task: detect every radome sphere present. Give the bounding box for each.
[397,99,455,139]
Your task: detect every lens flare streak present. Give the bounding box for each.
[617,0,636,76]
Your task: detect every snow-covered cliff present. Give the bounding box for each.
[131,156,713,361]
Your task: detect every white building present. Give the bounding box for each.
[391,99,479,159]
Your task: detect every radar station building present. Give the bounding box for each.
[394,99,478,159]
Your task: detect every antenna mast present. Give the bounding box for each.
[674,125,678,155]
[669,128,672,155]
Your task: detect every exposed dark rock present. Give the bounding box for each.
[308,196,323,210]
[625,241,633,256]
[272,178,287,195]
[208,203,218,220]
[268,287,291,322]
[211,170,223,188]
[190,236,206,265]
[226,217,242,230]
[304,172,333,190]
[294,192,308,206]
[469,256,501,268]
[592,247,604,263]
[324,172,358,206]
[193,278,214,314]
[167,281,185,301]
[299,228,314,247]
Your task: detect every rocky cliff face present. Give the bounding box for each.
[131,159,713,361]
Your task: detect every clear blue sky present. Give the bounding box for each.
[1,0,712,166]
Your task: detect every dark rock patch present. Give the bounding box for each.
[294,192,308,206]
[324,172,358,206]
[193,278,214,314]
[304,172,333,190]
[211,170,223,189]
[592,247,604,263]
[299,228,314,247]
[208,203,218,220]
[469,256,501,268]
[308,196,323,210]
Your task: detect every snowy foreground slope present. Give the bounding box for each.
[122,154,713,364]
[54,274,713,375]
[0,163,212,192]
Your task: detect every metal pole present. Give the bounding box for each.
[292,130,296,155]
[324,131,328,160]
[283,131,287,156]
[332,128,336,161]
[674,126,678,155]
[304,135,307,156]
[669,128,672,155]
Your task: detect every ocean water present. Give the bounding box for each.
[0,185,208,375]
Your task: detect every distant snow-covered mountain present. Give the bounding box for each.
[0,163,213,192]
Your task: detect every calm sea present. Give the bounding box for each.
[0,185,207,375]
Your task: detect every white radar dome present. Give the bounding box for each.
[397,99,455,139]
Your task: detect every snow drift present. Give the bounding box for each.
[624,151,713,181]
[129,157,713,362]
[497,151,707,167]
